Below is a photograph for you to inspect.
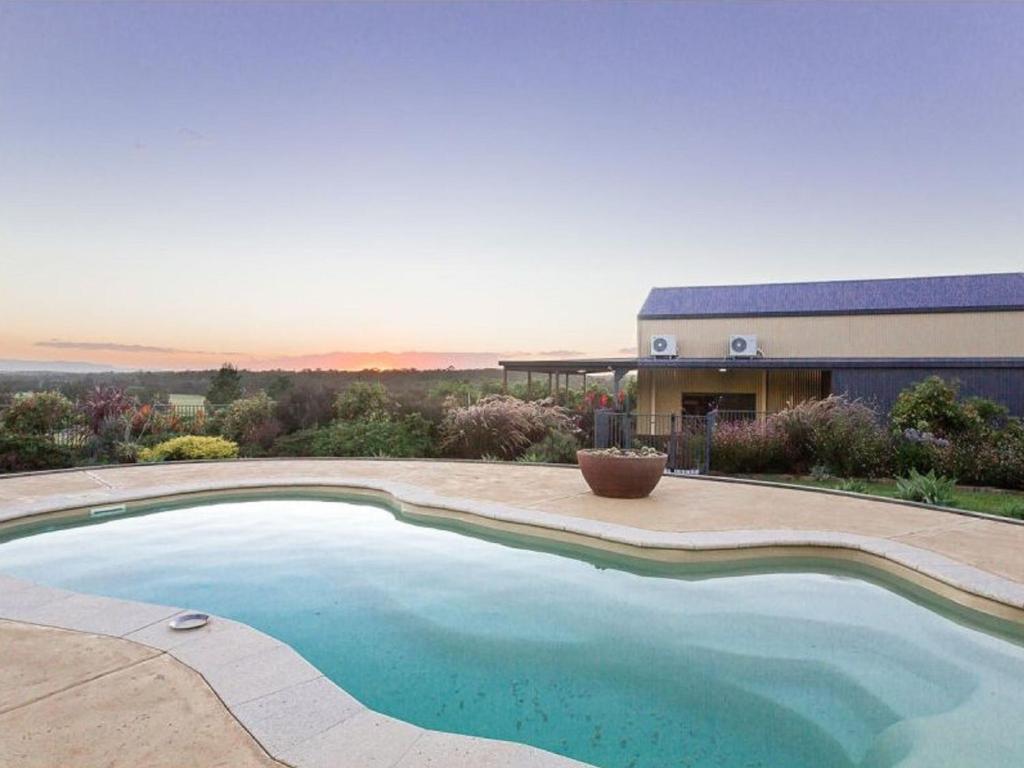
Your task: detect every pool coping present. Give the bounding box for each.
[9,455,1021,528]
[4,469,1024,767]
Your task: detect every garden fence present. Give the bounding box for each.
[594,409,775,474]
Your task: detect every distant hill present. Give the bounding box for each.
[0,359,134,373]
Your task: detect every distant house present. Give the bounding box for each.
[500,272,1024,417]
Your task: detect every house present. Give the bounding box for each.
[499,272,1024,417]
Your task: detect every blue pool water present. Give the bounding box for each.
[2,495,1023,768]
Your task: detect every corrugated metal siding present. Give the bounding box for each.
[638,310,1024,359]
[831,368,1024,416]
[765,370,826,411]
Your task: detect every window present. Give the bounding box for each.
[681,393,756,416]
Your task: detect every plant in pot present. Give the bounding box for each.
[577,446,668,498]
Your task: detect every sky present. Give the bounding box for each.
[1,1,1022,371]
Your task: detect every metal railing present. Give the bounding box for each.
[595,411,713,473]
[595,409,781,474]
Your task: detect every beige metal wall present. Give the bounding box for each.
[638,369,766,413]
[637,368,828,414]
[637,311,1024,359]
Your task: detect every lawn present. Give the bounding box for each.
[168,394,206,407]
[732,474,1024,521]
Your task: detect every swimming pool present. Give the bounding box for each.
[1,494,1022,767]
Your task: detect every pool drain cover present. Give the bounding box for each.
[169,613,210,631]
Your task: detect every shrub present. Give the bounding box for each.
[890,377,972,437]
[221,393,281,454]
[968,421,1024,490]
[206,363,243,404]
[138,435,239,462]
[274,382,336,432]
[82,386,135,434]
[517,431,580,464]
[2,391,76,435]
[0,433,74,473]
[439,395,576,460]
[710,419,788,474]
[834,478,868,494]
[774,396,891,477]
[894,468,957,506]
[271,413,432,458]
[334,382,398,422]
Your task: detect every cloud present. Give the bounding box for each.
[35,340,241,356]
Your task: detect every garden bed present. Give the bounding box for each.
[727,474,1024,520]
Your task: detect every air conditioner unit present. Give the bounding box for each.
[729,334,758,358]
[650,334,678,358]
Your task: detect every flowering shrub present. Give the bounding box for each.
[710,419,789,474]
[138,436,239,462]
[773,396,891,477]
[2,391,76,435]
[712,396,889,477]
[890,377,1022,490]
[439,395,576,460]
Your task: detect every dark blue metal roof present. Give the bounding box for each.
[638,273,1024,318]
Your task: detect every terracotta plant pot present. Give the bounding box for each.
[577,450,668,499]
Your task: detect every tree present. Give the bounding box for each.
[267,374,294,400]
[206,363,243,405]
[334,382,397,422]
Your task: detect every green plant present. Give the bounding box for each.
[519,431,580,464]
[206,363,244,404]
[834,478,868,494]
[894,468,957,506]
[1005,502,1024,521]
[890,377,971,437]
[221,392,281,453]
[274,382,337,432]
[2,391,76,435]
[0,433,74,473]
[271,413,432,458]
[138,435,239,462]
[334,382,398,422]
[810,464,832,482]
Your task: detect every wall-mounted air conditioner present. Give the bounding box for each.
[650,334,678,358]
[729,334,758,358]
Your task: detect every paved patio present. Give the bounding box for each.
[3,459,1024,767]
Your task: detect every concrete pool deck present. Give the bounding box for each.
[3,459,1024,767]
